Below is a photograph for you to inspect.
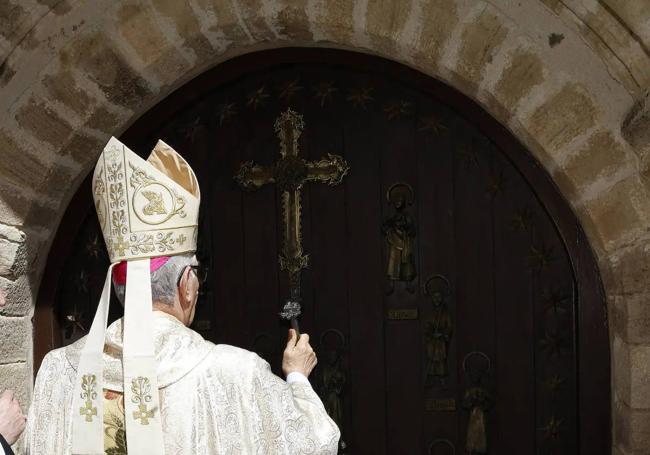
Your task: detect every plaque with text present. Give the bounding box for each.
[425,398,457,412]
[387,308,419,320]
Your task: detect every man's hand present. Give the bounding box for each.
[282,329,317,378]
[0,390,26,445]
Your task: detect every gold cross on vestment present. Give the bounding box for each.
[133,404,155,425]
[235,109,349,318]
[80,400,97,422]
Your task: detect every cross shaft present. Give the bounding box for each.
[235,109,349,326]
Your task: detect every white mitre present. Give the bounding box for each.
[71,137,200,454]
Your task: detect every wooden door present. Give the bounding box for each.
[36,49,610,454]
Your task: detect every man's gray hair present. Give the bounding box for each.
[113,254,198,306]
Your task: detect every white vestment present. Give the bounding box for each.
[25,312,340,454]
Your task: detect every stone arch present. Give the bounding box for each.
[1,0,649,452]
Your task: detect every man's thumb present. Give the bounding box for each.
[286,328,297,347]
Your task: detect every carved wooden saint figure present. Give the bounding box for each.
[382,183,417,294]
[462,352,493,454]
[319,329,348,453]
[424,276,453,386]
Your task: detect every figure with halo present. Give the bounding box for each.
[462,352,493,454]
[319,329,348,453]
[382,183,417,295]
[424,275,453,387]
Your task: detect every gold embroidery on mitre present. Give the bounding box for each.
[131,377,156,425]
[94,138,200,263]
[107,159,128,239]
[94,167,107,231]
[129,162,186,226]
[141,191,167,216]
[79,374,98,422]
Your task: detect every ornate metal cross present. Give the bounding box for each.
[235,109,349,332]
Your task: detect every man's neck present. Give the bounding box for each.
[152,302,187,326]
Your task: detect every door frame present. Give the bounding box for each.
[35,47,610,452]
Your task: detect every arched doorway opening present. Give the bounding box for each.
[35,48,610,454]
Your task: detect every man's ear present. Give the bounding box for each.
[178,267,192,308]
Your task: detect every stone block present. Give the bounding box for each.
[152,0,215,61]
[64,132,104,168]
[232,0,276,41]
[0,181,34,227]
[0,380,28,454]
[562,131,629,191]
[0,129,49,189]
[0,60,16,89]
[614,293,650,345]
[200,0,250,45]
[313,0,352,42]
[575,5,650,97]
[366,0,412,51]
[583,178,648,253]
[621,90,650,151]
[603,0,650,44]
[37,165,80,202]
[614,336,632,406]
[117,3,168,65]
[0,316,29,364]
[0,363,31,417]
[0,225,25,244]
[614,399,650,453]
[613,337,650,410]
[67,32,153,110]
[274,0,312,42]
[537,0,564,14]
[527,83,598,152]
[412,0,458,67]
[494,48,544,113]
[0,238,26,280]
[629,346,650,410]
[38,0,73,15]
[84,105,121,135]
[456,9,509,89]
[0,1,28,47]
[0,275,35,317]
[116,3,191,88]
[42,70,94,117]
[24,200,60,232]
[15,96,74,150]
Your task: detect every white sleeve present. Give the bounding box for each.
[286,371,311,386]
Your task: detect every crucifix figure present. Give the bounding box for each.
[235,109,350,333]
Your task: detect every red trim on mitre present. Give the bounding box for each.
[112,257,171,285]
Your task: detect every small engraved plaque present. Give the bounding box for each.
[193,320,212,331]
[425,398,456,412]
[387,308,419,320]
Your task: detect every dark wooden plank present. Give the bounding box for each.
[490,144,536,454]
[301,76,351,445]
[529,188,579,455]
[415,100,459,453]
[342,74,387,454]
[207,93,248,349]
[576,225,610,455]
[239,80,283,368]
[378,84,422,455]
[452,122,496,453]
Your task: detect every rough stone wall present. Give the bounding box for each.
[0,0,649,453]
